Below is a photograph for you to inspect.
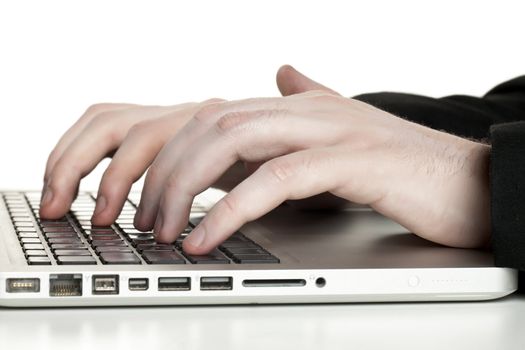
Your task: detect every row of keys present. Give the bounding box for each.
[4,193,53,265]
[4,192,280,265]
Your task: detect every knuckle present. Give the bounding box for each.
[82,103,123,122]
[87,111,124,145]
[102,164,124,182]
[201,98,224,105]
[45,148,59,168]
[127,119,155,137]
[215,111,252,135]
[307,91,339,102]
[84,103,114,116]
[262,158,298,183]
[48,159,79,186]
[193,103,223,123]
[164,172,184,192]
[145,163,162,184]
[219,194,239,217]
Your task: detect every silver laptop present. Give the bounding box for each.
[0,188,518,307]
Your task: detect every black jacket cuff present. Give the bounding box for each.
[490,121,525,270]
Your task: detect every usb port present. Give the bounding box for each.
[200,277,232,291]
[6,278,40,293]
[129,278,149,291]
[92,275,119,295]
[158,277,191,291]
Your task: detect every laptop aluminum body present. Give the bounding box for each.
[0,189,517,307]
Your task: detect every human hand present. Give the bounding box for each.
[39,65,328,225]
[137,67,491,254]
[39,100,222,223]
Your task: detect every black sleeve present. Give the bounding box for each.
[352,75,525,291]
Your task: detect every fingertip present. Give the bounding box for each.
[276,64,296,79]
[133,217,152,232]
[90,212,114,227]
[181,226,209,254]
[182,238,212,255]
[38,190,70,220]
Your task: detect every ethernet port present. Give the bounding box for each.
[49,274,82,297]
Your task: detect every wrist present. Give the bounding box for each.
[440,138,491,248]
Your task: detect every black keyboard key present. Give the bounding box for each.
[99,252,141,265]
[88,234,121,241]
[51,243,86,250]
[224,247,269,256]
[27,256,51,265]
[42,227,75,233]
[130,238,155,246]
[90,240,127,248]
[219,241,261,249]
[44,232,78,239]
[185,249,230,264]
[47,238,82,244]
[232,254,280,264]
[95,246,133,254]
[223,234,250,242]
[142,250,185,264]
[84,228,115,235]
[40,222,71,228]
[136,244,174,253]
[54,249,91,256]
[57,256,97,265]
[40,218,68,223]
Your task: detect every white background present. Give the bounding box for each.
[0,0,524,190]
[1,3,525,349]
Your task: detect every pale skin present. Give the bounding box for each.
[39,65,492,255]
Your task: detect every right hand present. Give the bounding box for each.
[39,65,333,227]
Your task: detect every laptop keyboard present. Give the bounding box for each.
[2,192,280,266]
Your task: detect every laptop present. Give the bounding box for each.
[0,188,518,307]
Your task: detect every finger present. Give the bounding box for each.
[44,103,136,183]
[136,97,298,231]
[40,105,185,219]
[182,148,341,254]
[276,64,340,96]
[92,105,204,226]
[152,106,343,243]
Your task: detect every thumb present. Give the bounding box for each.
[276,65,340,96]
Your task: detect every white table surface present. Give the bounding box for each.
[1,293,523,350]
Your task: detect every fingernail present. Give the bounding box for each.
[93,195,107,216]
[41,188,53,207]
[185,226,206,248]
[154,212,164,235]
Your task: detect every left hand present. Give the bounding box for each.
[136,67,491,254]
